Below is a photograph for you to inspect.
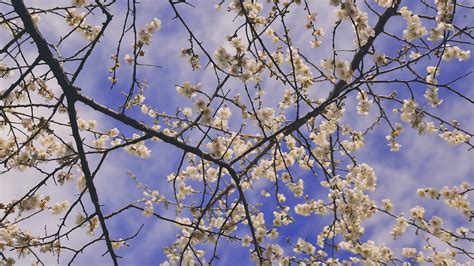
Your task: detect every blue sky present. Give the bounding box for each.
[0,0,473,265]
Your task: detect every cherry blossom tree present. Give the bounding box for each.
[0,0,473,265]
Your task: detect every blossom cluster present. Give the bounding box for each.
[400,7,427,41]
[334,0,375,46]
[424,66,443,107]
[137,18,162,46]
[65,9,101,41]
[356,90,372,115]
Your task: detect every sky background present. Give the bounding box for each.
[1,0,473,265]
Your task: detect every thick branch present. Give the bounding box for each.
[11,1,119,265]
